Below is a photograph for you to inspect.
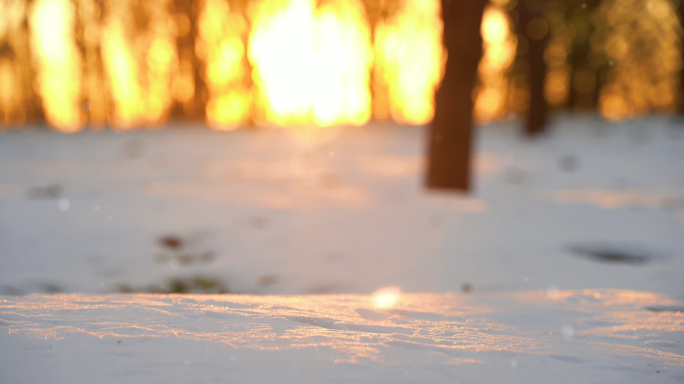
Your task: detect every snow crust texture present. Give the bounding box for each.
[1,290,683,383]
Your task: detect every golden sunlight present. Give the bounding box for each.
[101,0,178,129]
[373,0,443,125]
[248,0,372,128]
[598,0,681,120]
[197,0,251,130]
[0,0,31,126]
[372,286,400,310]
[475,4,516,122]
[4,0,680,130]
[29,0,83,132]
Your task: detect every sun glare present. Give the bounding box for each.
[373,0,443,125]
[101,0,178,129]
[248,0,373,128]
[197,0,251,130]
[4,0,678,130]
[475,4,515,122]
[29,0,83,132]
[372,286,400,310]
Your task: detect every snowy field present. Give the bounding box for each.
[1,290,683,383]
[0,116,682,296]
[0,116,683,382]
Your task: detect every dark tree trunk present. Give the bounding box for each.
[566,0,601,111]
[678,1,684,114]
[591,69,602,110]
[0,9,42,125]
[233,0,256,128]
[170,0,203,120]
[517,0,549,136]
[364,0,401,122]
[426,0,487,192]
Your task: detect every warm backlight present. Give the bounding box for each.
[4,0,675,131]
[373,0,443,125]
[475,4,515,122]
[248,0,373,128]
[29,0,83,131]
[372,286,400,310]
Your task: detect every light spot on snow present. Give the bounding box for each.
[372,286,400,310]
[554,189,681,210]
[561,324,574,339]
[547,285,560,300]
[58,198,70,211]
[446,358,484,365]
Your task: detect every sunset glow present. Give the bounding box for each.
[197,0,250,130]
[372,286,400,309]
[373,0,443,124]
[1,0,679,130]
[475,4,516,122]
[101,0,178,129]
[248,0,373,128]
[29,0,83,131]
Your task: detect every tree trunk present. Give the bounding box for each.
[426,0,487,192]
[170,0,203,121]
[517,0,549,136]
[678,1,684,114]
[566,0,601,112]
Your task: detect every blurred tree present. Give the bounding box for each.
[564,0,605,111]
[170,0,203,120]
[232,0,255,127]
[363,0,401,122]
[595,0,680,120]
[426,0,487,192]
[677,0,684,114]
[0,1,40,125]
[516,0,549,136]
[75,0,107,127]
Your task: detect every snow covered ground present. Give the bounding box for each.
[1,290,683,383]
[0,116,683,382]
[0,116,682,297]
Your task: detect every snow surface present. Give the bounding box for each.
[1,290,683,383]
[0,116,683,382]
[0,117,682,297]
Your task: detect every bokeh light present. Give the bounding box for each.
[596,0,681,120]
[0,0,31,126]
[248,0,373,128]
[373,0,443,125]
[475,2,516,122]
[29,0,83,131]
[198,0,251,130]
[101,0,179,129]
[0,0,682,130]
[372,286,400,309]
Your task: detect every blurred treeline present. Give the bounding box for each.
[0,0,681,132]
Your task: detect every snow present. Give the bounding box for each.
[0,116,682,381]
[1,290,682,383]
[0,117,682,296]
